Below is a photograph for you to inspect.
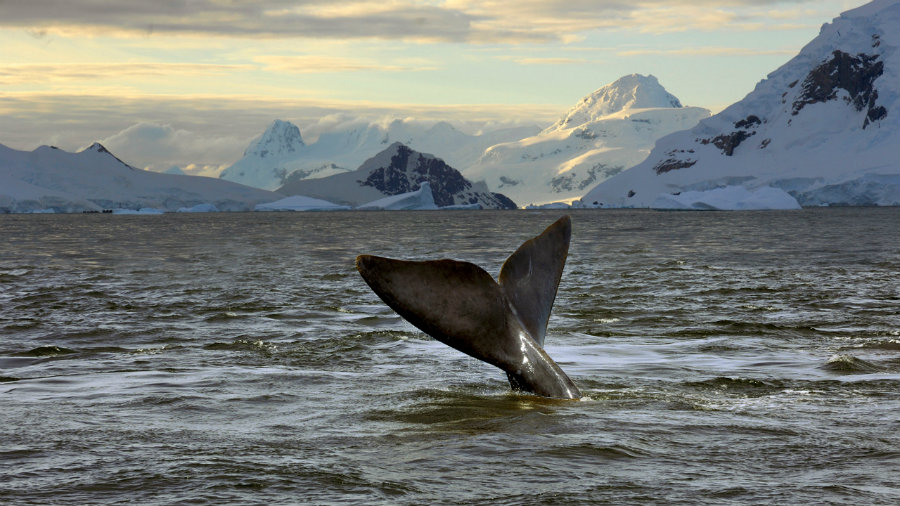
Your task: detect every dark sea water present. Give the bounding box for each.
[1,208,899,505]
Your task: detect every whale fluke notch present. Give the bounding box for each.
[356,216,580,399]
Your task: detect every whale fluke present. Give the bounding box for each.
[499,215,570,347]
[356,216,580,399]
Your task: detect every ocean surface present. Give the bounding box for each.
[1,208,898,505]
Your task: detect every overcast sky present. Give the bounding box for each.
[0,0,862,174]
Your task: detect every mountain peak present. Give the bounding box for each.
[84,142,110,154]
[550,74,684,130]
[244,119,305,159]
[339,142,516,209]
[77,142,136,170]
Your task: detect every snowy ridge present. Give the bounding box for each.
[581,0,899,209]
[464,74,709,207]
[0,142,280,213]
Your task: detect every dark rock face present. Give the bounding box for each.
[791,50,885,128]
[701,130,754,156]
[490,193,518,209]
[87,143,137,171]
[653,148,698,174]
[360,144,516,209]
[734,115,761,129]
[697,114,763,157]
[654,158,697,174]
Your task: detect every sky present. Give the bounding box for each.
[0,0,863,175]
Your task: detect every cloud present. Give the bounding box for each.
[254,55,437,73]
[503,57,593,66]
[0,0,477,42]
[445,0,825,39]
[0,63,253,86]
[0,92,559,171]
[98,122,252,174]
[0,0,837,43]
[616,47,797,57]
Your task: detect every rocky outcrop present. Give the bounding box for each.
[653,158,696,175]
[358,144,516,208]
[278,143,517,209]
[791,49,885,128]
[697,115,765,157]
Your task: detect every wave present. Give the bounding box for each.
[16,345,77,357]
[845,339,900,352]
[683,376,785,392]
[821,354,883,374]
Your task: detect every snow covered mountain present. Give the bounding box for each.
[277,142,517,209]
[218,119,344,190]
[581,0,899,209]
[0,142,280,213]
[463,74,710,207]
[220,118,539,191]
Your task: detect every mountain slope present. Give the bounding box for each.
[278,142,517,209]
[581,0,899,208]
[463,74,710,207]
[0,142,280,213]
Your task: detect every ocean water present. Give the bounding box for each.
[1,208,898,505]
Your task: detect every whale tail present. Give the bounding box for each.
[356,216,580,399]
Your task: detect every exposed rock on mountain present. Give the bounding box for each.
[278,143,516,209]
[791,49,885,127]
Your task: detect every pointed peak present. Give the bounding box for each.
[74,142,137,170]
[266,118,294,131]
[550,74,684,131]
[382,142,437,160]
[358,142,439,174]
[85,142,109,154]
[588,73,682,110]
[373,141,416,158]
[245,119,306,158]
